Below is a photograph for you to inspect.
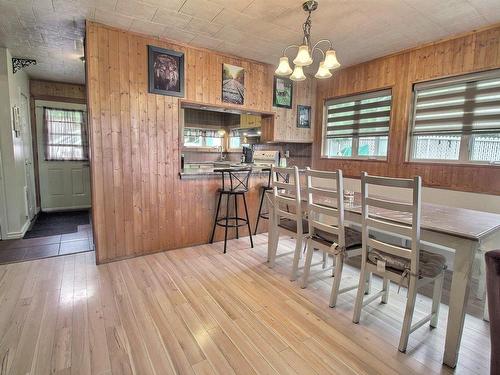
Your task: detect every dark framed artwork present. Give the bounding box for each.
[148,45,184,97]
[297,105,311,128]
[273,76,293,109]
[222,63,245,105]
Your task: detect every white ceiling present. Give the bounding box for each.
[0,0,499,84]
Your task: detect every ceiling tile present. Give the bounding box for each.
[129,19,165,37]
[92,8,134,30]
[152,8,192,28]
[183,17,223,37]
[115,0,157,21]
[179,0,223,21]
[161,26,197,45]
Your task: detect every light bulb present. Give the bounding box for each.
[323,49,340,70]
[290,65,306,81]
[275,56,293,76]
[293,45,313,67]
[315,61,332,79]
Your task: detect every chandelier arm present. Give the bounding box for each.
[281,44,300,57]
[311,46,325,60]
[311,39,333,51]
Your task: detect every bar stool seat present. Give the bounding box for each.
[210,168,254,253]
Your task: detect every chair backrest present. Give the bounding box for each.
[361,172,422,274]
[216,168,252,192]
[272,166,302,233]
[305,167,345,248]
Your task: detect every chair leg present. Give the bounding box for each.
[398,276,418,352]
[476,252,486,300]
[430,273,444,328]
[365,272,372,295]
[329,253,344,307]
[352,264,367,323]
[210,192,222,243]
[300,238,314,288]
[242,193,253,248]
[254,189,265,235]
[223,194,230,254]
[322,251,327,269]
[290,236,303,281]
[268,221,279,268]
[381,278,390,304]
[234,194,239,239]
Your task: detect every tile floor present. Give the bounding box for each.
[0,224,93,264]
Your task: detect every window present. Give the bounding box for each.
[229,129,242,149]
[44,108,88,161]
[183,127,223,148]
[409,69,500,164]
[323,89,392,159]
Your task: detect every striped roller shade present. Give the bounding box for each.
[412,69,500,135]
[325,89,392,139]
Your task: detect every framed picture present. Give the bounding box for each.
[222,64,245,105]
[148,45,184,97]
[297,105,311,128]
[273,76,293,109]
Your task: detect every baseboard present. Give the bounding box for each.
[4,219,31,240]
[42,205,91,212]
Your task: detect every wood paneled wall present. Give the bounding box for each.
[30,79,86,103]
[313,25,500,195]
[86,22,276,263]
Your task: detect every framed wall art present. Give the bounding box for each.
[148,45,184,97]
[273,76,293,109]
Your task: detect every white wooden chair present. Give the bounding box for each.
[268,166,307,281]
[352,172,446,353]
[300,168,363,307]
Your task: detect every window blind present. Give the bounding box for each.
[183,128,222,138]
[412,69,500,136]
[325,89,392,139]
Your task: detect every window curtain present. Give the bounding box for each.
[44,108,88,161]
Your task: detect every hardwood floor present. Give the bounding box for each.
[0,234,490,374]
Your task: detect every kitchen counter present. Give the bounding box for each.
[179,162,271,179]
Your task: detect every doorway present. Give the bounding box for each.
[0,98,93,265]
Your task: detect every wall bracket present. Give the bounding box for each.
[12,58,37,74]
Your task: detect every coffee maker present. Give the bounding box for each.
[242,146,253,164]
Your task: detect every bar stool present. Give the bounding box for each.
[209,168,254,253]
[254,168,289,235]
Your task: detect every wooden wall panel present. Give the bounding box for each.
[271,78,316,143]
[313,25,500,195]
[86,22,274,263]
[30,79,86,103]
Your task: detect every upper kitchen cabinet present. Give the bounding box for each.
[261,78,316,143]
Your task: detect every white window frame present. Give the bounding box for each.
[408,69,500,165]
[321,89,392,160]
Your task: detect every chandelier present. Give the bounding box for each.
[275,0,340,81]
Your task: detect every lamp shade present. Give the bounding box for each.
[323,49,340,70]
[290,65,306,81]
[315,61,332,79]
[275,56,293,76]
[293,45,313,67]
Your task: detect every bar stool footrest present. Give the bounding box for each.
[216,216,249,228]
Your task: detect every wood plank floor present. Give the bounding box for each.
[0,234,490,374]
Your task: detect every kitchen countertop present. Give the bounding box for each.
[179,163,271,179]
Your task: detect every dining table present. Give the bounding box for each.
[265,190,500,368]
